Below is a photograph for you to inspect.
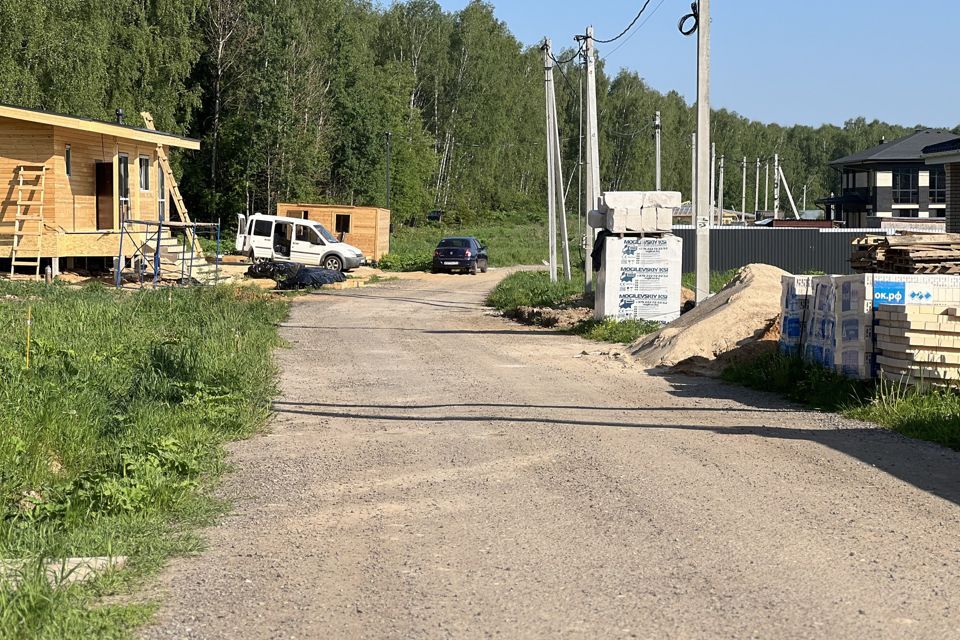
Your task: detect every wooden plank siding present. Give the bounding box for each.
[0,115,176,259]
[276,203,391,260]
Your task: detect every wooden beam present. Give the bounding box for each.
[0,104,200,150]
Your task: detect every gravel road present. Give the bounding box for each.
[142,270,960,639]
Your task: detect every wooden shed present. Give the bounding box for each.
[0,104,200,277]
[276,203,390,260]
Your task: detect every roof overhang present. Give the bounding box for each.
[923,149,960,165]
[0,104,200,150]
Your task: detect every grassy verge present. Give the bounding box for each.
[723,352,960,450]
[486,270,659,344]
[0,282,288,638]
[382,213,582,271]
[681,269,738,294]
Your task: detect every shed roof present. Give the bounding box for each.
[0,103,200,150]
[829,129,958,166]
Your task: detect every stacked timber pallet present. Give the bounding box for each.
[875,304,960,385]
[852,234,960,274]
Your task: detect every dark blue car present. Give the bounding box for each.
[431,236,488,275]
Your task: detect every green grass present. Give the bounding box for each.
[569,318,661,344]
[485,270,583,312]
[0,281,288,638]
[681,269,738,294]
[381,212,581,271]
[723,352,960,450]
[486,270,660,345]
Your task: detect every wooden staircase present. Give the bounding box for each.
[8,165,46,278]
[139,227,224,285]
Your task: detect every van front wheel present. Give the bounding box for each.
[323,255,343,272]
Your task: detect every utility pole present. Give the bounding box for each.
[741,156,747,223]
[802,183,807,212]
[694,0,711,302]
[583,27,601,294]
[764,161,769,211]
[718,155,725,226]
[773,153,781,218]
[690,132,696,214]
[384,131,392,210]
[654,111,662,191]
[709,142,716,226]
[546,41,572,280]
[778,162,800,219]
[754,157,760,214]
[543,40,558,282]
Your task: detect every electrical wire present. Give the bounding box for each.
[678,2,699,36]
[594,0,654,44]
[547,40,584,66]
[601,0,668,60]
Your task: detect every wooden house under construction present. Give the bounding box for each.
[0,104,209,280]
[276,202,391,260]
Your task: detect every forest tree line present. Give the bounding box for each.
[0,0,954,226]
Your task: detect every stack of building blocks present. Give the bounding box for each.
[875,305,960,384]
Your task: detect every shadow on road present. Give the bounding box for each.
[272,401,960,508]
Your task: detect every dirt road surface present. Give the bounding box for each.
[142,270,960,639]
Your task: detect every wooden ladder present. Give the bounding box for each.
[139,112,202,256]
[9,165,46,278]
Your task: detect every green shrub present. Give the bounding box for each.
[378,252,434,272]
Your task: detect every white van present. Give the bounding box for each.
[235,213,365,272]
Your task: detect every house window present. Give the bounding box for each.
[335,214,351,234]
[930,166,946,204]
[892,168,919,204]
[139,156,150,191]
[65,144,71,177]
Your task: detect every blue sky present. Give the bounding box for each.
[433,0,959,129]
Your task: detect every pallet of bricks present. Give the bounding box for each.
[779,273,960,382]
[851,233,960,274]
[875,305,960,385]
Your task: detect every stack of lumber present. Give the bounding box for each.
[851,234,960,274]
[875,304,960,384]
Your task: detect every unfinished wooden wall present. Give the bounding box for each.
[0,117,54,256]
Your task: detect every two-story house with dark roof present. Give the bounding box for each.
[821,129,958,227]
[922,137,960,233]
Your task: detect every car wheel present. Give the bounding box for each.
[469,261,478,275]
[480,259,488,273]
[323,255,343,272]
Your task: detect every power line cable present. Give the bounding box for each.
[601,0,668,60]
[548,40,584,66]
[594,0,654,44]
[678,2,699,36]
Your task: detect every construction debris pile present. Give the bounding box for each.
[852,233,960,274]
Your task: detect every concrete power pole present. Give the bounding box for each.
[717,155,725,225]
[754,157,760,214]
[654,111,662,191]
[690,132,696,214]
[764,161,769,211]
[709,143,716,225]
[694,0,711,302]
[740,156,746,222]
[583,27,601,294]
[543,40,557,282]
[773,153,781,218]
[547,45,572,280]
[802,184,807,212]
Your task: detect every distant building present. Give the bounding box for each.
[921,138,960,234]
[819,129,958,227]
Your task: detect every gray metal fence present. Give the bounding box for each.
[669,226,891,275]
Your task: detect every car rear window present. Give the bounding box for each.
[438,238,470,248]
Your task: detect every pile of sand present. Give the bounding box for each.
[629,263,788,375]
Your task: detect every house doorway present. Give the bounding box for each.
[95,162,113,230]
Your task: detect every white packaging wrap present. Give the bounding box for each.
[596,235,682,323]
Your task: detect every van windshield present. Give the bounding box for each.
[314,224,338,243]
